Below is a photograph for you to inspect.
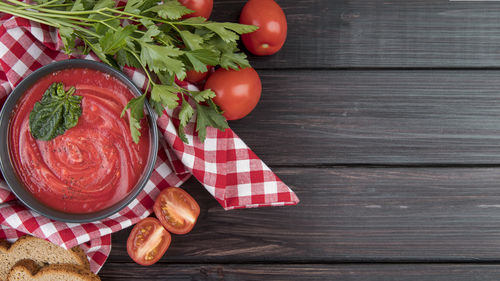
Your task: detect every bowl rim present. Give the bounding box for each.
[0,59,159,223]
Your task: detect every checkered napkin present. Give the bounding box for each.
[0,15,299,273]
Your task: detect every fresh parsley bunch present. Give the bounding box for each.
[0,0,258,143]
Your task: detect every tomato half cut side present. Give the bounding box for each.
[127,217,171,266]
[154,187,200,235]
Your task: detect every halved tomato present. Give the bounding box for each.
[153,187,200,235]
[127,217,171,266]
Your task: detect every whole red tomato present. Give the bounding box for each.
[179,0,213,19]
[205,67,262,121]
[239,0,287,56]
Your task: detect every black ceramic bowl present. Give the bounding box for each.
[0,59,158,223]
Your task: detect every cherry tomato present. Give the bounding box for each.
[186,67,211,84]
[179,0,213,19]
[153,187,200,235]
[239,0,287,56]
[127,217,171,266]
[205,67,262,120]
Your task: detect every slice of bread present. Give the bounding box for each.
[7,259,100,281]
[0,236,90,281]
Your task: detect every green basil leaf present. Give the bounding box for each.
[29,82,82,141]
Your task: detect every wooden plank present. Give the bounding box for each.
[99,263,500,281]
[212,0,500,69]
[109,167,500,262]
[228,70,500,165]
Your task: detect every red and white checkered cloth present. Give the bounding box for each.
[0,15,299,273]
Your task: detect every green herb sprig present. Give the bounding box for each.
[29,82,82,141]
[0,0,258,143]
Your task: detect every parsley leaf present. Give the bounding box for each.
[150,99,165,116]
[70,0,85,12]
[121,94,146,143]
[94,0,115,9]
[177,97,194,143]
[185,49,220,72]
[218,41,250,70]
[29,82,82,141]
[191,89,215,103]
[59,26,75,55]
[203,22,258,43]
[151,84,180,110]
[220,22,259,34]
[139,42,186,79]
[99,25,137,55]
[116,49,142,69]
[179,30,204,50]
[124,0,143,13]
[125,0,158,13]
[220,50,250,70]
[88,0,115,20]
[195,102,228,142]
[140,19,161,43]
[146,0,193,20]
[1,0,259,144]
[179,98,194,126]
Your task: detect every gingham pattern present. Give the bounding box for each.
[157,92,300,210]
[0,12,299,273]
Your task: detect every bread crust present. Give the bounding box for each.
[9,260,39,275]
[70,246,91,269]
[0,236,90,281]
[7,260,100,281]
[0,240,10,252]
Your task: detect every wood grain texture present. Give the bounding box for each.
[98,263,500,281]
[101,0,500,278]
[230,70,500,165]
[212,0,500,69]
[108,167,500,263]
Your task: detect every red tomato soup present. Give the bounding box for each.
[9,68,150,214]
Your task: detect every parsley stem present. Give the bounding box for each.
[3,5,114,25]
[126,47,153,94]
[0,4,54,27]
[76,32,109,62]
[29,0,63,9]
[4,0,28,7]
[14,4,106,16]
[0,0,244,144]
[0,3,99,37]
[8,9,95,27]
[99,21,117,31]
[98,8,183,33]
[3,1,188,36]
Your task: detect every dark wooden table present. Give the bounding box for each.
[100,0,500,280]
